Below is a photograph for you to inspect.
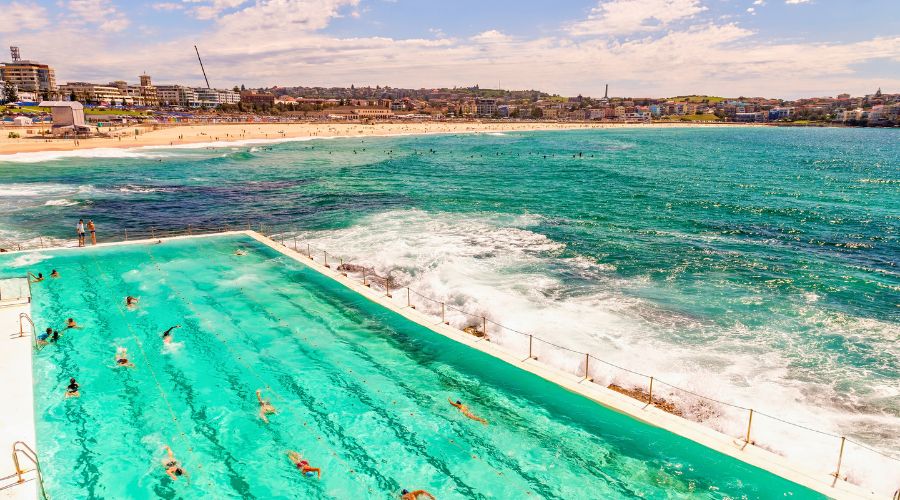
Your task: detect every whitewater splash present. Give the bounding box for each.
[285,208,900,494]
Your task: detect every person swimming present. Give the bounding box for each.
[65,378,80,398]
[37,327,52,344]
[50,270,59,278]
[27,272,44,282]
[287,451,320,478]
[65,318,79,329]
[257,389,277,423]
[115,347,135,368]
[161,445,186,481]
[126,296,138,307]
[401,489,436,500]
[162,325,181,344]
[234,249,247,256]
[448,398,488,425]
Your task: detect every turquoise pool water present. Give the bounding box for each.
[3,235,822,499]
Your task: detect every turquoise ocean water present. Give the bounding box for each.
[0,127,897,490]
[0,235,823,499]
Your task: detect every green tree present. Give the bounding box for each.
[69,92,77,102]
[3,81,18,103]
[531,107,543,119]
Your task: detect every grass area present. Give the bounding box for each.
[668,95,727,104]
[1,105,149,116]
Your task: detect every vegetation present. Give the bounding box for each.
[669,95,726,104]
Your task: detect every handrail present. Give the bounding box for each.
[18,313,43,352]
[11,441,48,499]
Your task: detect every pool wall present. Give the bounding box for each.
[0,231,879,499]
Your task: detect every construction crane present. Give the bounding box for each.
[194,45,211,89]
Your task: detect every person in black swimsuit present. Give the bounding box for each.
[65,378,79,398]
[162,325,181,344]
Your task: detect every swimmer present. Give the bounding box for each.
[257,389,277,423]
[401,489,436,500]
[37,327,52,345]
[50,270,59,278]
[65,378,80,398]
[126,296,138,307]
[28,272,44,282]
[234,249,247,256]
[287,451,320,478]
[162,325,180,344]
[161,445,186,481]
[448,398,488,425]
[65,318,79,329]
[115,347,135,368]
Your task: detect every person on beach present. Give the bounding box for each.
[115,347,135,368]
[65,378,80,398]
[126,296,138,308]
[88,220,96,245]
[257,390,277,423]
[401,489,435,500]
[50,270,59,278]
[76,219,85,247]
[161,445,186,481]
[448,398,488,425]
[27,272,44,282]
[162,325,180,344]
[287,451,320,478]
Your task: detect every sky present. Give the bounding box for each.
[0,0,898,99]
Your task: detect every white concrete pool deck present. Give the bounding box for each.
[0,230,882,499]
[0,280,37,500]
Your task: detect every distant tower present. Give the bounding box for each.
[10,46,21,62]
[140,74,152,87]
[604,84,609,99]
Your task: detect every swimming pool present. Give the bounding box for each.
[3,234,824,499]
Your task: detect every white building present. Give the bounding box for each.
[157,85,199,107]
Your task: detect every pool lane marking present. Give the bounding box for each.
[81,249,214,492]
[137,243,372,494]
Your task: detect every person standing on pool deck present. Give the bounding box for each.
[87,220,96,245]
[448,398,488,425]
[401,489,436,500]
[162,325,180,344]
[257,390,277,423]
[76,219,85,247]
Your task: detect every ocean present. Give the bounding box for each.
[1,126,898,490]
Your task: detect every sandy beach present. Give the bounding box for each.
[0,121,737,156]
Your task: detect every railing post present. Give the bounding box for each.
[744,409,754,446]
[583,353,590,379]
[441,302,446,324]
[307,243,312,259]
[151,227,156,239]
[124,228,128,241]
[407,287,412,308]
[482,316,486,337]
[386,279,391,298]
[528,334,534,359]
[324,251,329,268]
[188,225,193,235]
[293,237,297,251]
[39,236,44,248]
[340,257,346,276]
[363,272,368,287]
[648,376,654,405]
[831,436,846,484]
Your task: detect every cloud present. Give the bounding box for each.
[569,0,707,36]
[753,0,765,5]
[0,2,48,32]
[152,2,184,10]
[67,0,130,31]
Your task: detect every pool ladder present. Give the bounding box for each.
[18,313,44,352]
[3,441,49,499]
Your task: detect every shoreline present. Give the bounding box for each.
[0,121,751,157]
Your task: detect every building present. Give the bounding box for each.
[157,85,199,107]
[240,91,275,107]
[59,82,124,105]
[38,101,90,136]
[218,89,240,105]
[353,108,394,120]
[195,87,220,107]
[0,47,57,98]
[475,98,498,117]
[139,74,159,107]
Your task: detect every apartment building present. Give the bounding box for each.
[0,47,57,97]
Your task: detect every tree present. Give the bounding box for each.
[531,107,543,119]
[233,86,239,92]
[69,92,77,102]
[3,81,18,104]
[240,84,246,91]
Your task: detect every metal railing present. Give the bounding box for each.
[259,225,900,494]
[2,222,898,493]
[10,441,48,500]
